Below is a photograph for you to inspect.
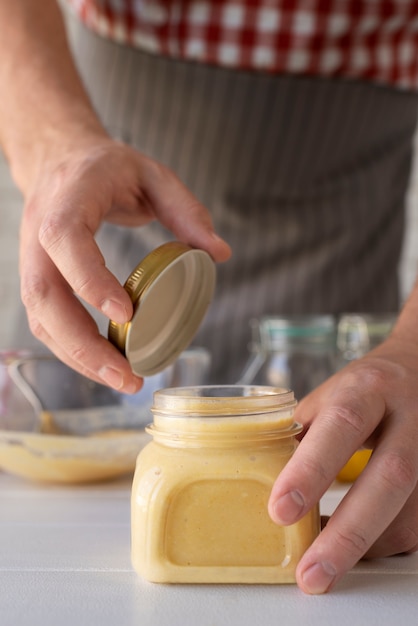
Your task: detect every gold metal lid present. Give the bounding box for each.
[108,242,216,377]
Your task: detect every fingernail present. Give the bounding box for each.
[99,366,124,390]
[211,232,225,243]
[101,299,129,323]
[124,378,143,394]
[272,490,305,524]
[99,367,142,393]
[210,232,231,257]
[301,561,337,595]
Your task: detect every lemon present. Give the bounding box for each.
[337,449,372,483]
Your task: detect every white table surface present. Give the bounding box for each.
[1,471,417,626]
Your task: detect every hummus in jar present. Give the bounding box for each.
[131,385,320,583]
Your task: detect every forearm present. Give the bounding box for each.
[0,0,106,192]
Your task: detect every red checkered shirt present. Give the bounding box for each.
[67,0,418,90]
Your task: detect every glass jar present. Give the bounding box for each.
[336,313,397,365]
[131,385,320,584]
[238,316,337,400]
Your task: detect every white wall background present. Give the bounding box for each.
[1,138,418,349]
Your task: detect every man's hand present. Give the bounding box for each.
[20,137,231,391]
[268,333,418,593]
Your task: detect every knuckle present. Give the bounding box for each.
[370,520,418,558]
[393,526,418,555]
[183,199,207,220]
[327,404,367,438]
[70,272,98,300]
[356,364,388,390]
[338,363,389,401]
[146,158,171,182]
[27,315,46,341]
[68,344,94,365]
[300,453,329,484]
[38,213,67,252]
[334,525,369,558]
[338,364,384,389]
[21,274,50,311]
[23,197,39,220]
[377,451,416,495]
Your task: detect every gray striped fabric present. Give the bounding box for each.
[17,10,418,384]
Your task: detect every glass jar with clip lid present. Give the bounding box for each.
[238,315,337,399]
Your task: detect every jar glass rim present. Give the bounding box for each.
[151,385,296,417]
